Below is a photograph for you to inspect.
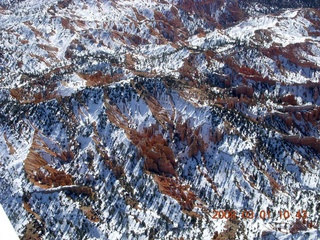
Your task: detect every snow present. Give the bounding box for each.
[0,1,320,239]
[0,204,19,240]
[57,74,86,97]
[226,9,316,50]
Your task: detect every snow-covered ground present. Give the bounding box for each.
[0,0,319,239]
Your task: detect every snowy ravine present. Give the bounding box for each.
[0,0,320,239]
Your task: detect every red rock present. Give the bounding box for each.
[281,94,297,105]
[290,220,308,234]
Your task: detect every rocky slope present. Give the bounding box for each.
[0,0,319,239]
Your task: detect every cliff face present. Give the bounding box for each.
[0,0,320,239]
[241,0,320,10]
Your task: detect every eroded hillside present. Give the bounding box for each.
[0,0,319,239]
